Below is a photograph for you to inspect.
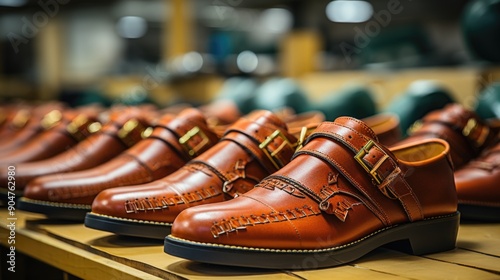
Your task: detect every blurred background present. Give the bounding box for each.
[0,0,499,111]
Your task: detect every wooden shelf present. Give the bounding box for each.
[1,209,499,279]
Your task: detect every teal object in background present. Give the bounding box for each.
[462,0,500,62]
[216,77,259,114]
[386,81,454,136]
[312,85,377,121]
[474,82,500,119]
[253,78,312,114]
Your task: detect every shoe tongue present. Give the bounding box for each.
[334,116,378,141]
[245,110,288,130]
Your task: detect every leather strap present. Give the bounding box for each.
[415,106,496,152]
[222,118,298,174]
[147,116,219,162]
[182,117,298,198]
[294,121,424,223]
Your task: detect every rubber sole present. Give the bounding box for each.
[85,212,172,239]
[17,197,90,221]
[164,212,460,269]
[0,188,23,203]
[458,204,500,222]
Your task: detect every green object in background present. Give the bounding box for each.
[386,80,454,136]
[462,0,500,62]
[312,85,377,121]
[253,78,312,114]
[474,82,500,119]
[216,77,259,114]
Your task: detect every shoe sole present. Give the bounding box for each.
[458,204,500,222]
[0,188,23,203]
[85,212,171,239]
[17,197,90,221]
[164,212,460,269]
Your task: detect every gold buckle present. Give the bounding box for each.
[118,119,150,146]
[354,140,390,185]
[87,122,102,133]
[41,110,62,130]
[11,109,30,129]
[259,129,295,169]
[462,118,489,147]
[179,126,210,157]
[66,114,92,141]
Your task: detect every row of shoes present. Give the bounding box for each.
[0,99,499,270]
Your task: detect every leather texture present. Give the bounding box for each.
[20,108,220,206]
[454,138,500,221]
[164,117,459,268]
[89,110,309,223]
[397,103,500,169]
[0,102,67,154]
[0,107,156,191]
[84,112,400,238]
[0,106,102,165]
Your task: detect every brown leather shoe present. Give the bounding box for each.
[0,106,103,165]
[0,107,156,198]
[0,102,67,154]
[164,117,459,269]
[84,113,399,239]
[17,108,221,220]
[454,138,500,221]
[398,104,500,169]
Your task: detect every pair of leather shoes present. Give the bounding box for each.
[17,108,222,219]
[0,102,67,154]
[0,106,157,197]
[400,104,500,221]
[0,105,103,165]
[83,112,400,240]
[162,115,459,269]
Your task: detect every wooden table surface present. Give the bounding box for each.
[1,209,499,280]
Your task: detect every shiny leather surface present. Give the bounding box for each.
[0,102,67,154]
[455,140,500,208]
[169,117,457,249]
[88,112,399,226]
[0,107,155,190]
[23,108,220,204]
[90,110,309,223]
[397,104,500,169]
[0,107,101,165]
[362,113,401,147]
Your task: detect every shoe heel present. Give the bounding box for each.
[386,212,460,255]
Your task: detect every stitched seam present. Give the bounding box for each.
[210,204,321,238]
[124,186,222,213]
[89,212,172,226]
[20,198,91,209]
